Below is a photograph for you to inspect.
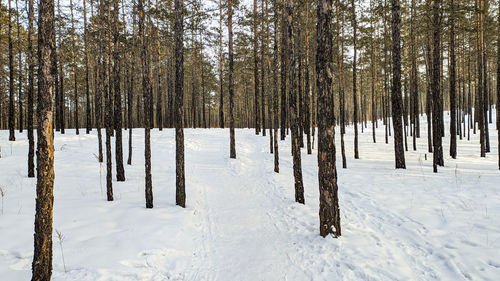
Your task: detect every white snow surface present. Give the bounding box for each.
[1,114,500,281]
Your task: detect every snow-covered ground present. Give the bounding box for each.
[1,114,499,281]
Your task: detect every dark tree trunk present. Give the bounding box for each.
[261,1,266,137]
[228,0,236,159]
[370,8,376,144]
[113,0,125,181]
[497,0,500,169]
[139,0,153,208]
[27,0,35,178]
[432,0,444,172]
[254,0,260,135]
[352,0,359,159]
[219,0,224,128]
[156,33,163,131]
[127,0,137,165]
[425,37,433,153]
[391,0,406,168]
[57,0,65,134]
[84,0,91,134]
[335,3,347,169]
[174,0,186,207]
[391,0,406,169]
[273,0,279,172]
[102,1,113,201]
[305,16,312,155]
[317,0,340,238]
[280,4,287,141]
[16,0,23,133]
[287,0,304,204]
[95,47,103,164]
[201,39,207,129]
[449,0,457,159]
[297,29,303,147]
[31,0,55,278]
[70,0,79,135]
[8,0,15,141]
[410,0,418,151]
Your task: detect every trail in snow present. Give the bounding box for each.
[1,113,500,280]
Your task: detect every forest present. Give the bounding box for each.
[0,0,499,280]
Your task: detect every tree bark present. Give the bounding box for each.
[449,0,457,159]
[84,0,92,134]
[139,0,153,208]
[432,0,444,172]
[317,0,340,238]
[8,0,15,141]
[113,0,125,181]
[228,0,236,159]
[174,0,186,207]
[31,0,55,278]
[27,0,35,178]
[352,0,359,159]
[254,0,260,135]
[287,0,304,204]
[391,0,406,169]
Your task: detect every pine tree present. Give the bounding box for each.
[175,0,186,207]
[228,0,236,159]
[287,0,304,204]
[8,0,15,141]
[391,0,405,169]
[113,0,125,181]
[27,0,35,178]
[139,0,153,208]
[317,0,340,238]
[31,0,55,278]
[449,0,457,159]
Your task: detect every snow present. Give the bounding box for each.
[1,114,500,280]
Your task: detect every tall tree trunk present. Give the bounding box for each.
[103,1,114,201]
[70,0,79,135]
[261,0,266,137]
[27,0,35,178]
[391,0,406,169]
[370,0,376,144]
[336,1,346,169]
[128,0,137,165]
[254,0,260,135]
[410,0,418,151]
[280,3,287,140]
[113,0,125,181]
[317,0,340,238]
[139,0,153,208]
[84,0,92,134]
[156,27,163,131]
[449,0,457,159]
[57,0,65,134]
[304,8,312,155]
[497,0,500,169]
[218,0,224,128]
[228,0,236,159]
[352,0,359,159]
[31,0,55,278]
[174,0,186,207]
[273,0,279,172]
[287,0,304,204]
[8,0,15,141]
[432,0,444,172]
[16,0,23,133]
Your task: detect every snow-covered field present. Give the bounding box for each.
[1,114,499,281]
